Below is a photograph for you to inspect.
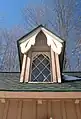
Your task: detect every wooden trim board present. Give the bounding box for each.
[20,54,27,82]
[55,53,61,83]
[25,51,31,82]
[51,49,57,83]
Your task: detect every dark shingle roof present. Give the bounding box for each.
[0,72,81,92]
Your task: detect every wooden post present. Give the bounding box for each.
[20,54,27,82]
[25,51,31,82]
[55,53,61,83]
[51,48,57,83]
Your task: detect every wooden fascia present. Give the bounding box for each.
[0,92,81,99]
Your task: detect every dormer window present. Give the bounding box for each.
[17,25,64,83]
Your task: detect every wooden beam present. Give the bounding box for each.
[55,53,61,83]
[20,54,27,82]
[0,92,81,99]
[25,51,31,82]
[51,48,57,83]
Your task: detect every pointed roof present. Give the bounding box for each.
[17,25,65,71]
[18,25,65,43]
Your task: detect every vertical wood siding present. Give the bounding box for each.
[0,99,81,119]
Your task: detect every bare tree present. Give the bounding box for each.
[0,29,7,68]
[22,0,81,71]
[42,0,81,71]
[0,26,25,72]
[22,4,50,31]
[72,37,81,70]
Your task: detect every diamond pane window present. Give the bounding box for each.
[31,54,51,82]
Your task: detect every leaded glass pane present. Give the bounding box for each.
[32,68,39,77]
[33,58,40,65]
[47,64,50,69]
[38,54,44,60]
[36,74,45,82]
[37,63,44,70]
[42,68,50,77]
[47,74,51,82]
[32,63,35,70]
[31,54,51,82]
[42,59,49,65]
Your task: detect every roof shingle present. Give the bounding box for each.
[0,72,81,92]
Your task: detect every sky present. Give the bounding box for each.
[0,0,43,29]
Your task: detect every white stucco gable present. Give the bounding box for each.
[20,26,64,55]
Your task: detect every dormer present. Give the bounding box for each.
[17,25,65,83]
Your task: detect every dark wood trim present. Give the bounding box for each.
[32,46,50,52]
